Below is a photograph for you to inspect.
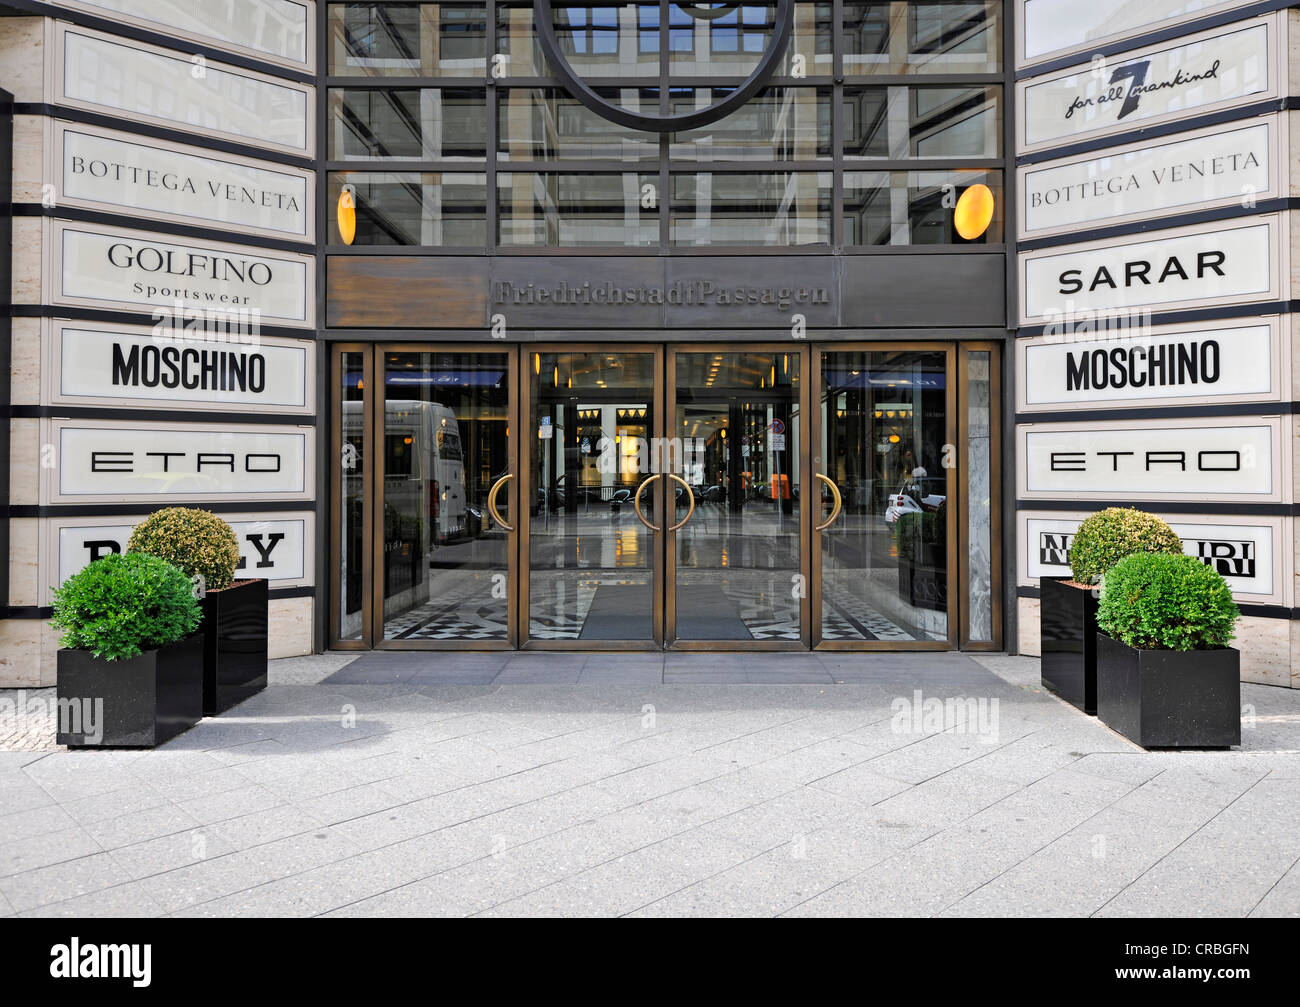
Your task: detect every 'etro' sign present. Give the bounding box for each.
[1018,419,1279,501]
[46,420,312,503]
[1019,19,1275,150]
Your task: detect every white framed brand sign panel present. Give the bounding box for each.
[43,418,314,504]
[53,0,313,70]
[1017,16,1280,153]
[1019,215,1286,325]
[1016,416,1287,502]
[53,122,313,241]
[45,320,314,415]
[1018,117,1281,239]
[1017,510,1287,604]
[45,513,315,604]
[1016,316,1284,412]
[49,220,314,327]
[52,24,313,156]
[1017,0,1261,67]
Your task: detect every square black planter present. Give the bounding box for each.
[56,633,203,747]
[201,579,268,716]
[1039,577,1099,714]
[1096,633,1240,749]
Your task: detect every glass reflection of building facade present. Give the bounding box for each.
[327,2,1004,248]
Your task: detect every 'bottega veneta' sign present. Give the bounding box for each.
[1019,119,1275,238]
[57,125,312,239]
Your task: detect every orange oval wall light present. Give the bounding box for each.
[954,183,994,241]
[337,186,357,245]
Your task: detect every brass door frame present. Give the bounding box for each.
[369,344,520,651]
[811,342,960,652]
[664,344,811,652]
[329,343,375,650]
[519,344,666,651]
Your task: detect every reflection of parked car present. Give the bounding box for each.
[610,488,632,507]
[702,484,727,502]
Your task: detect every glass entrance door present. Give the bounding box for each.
[813,348,956,648]
[523,349,662,647]
[667,349,809,647]
[374,349,516,646]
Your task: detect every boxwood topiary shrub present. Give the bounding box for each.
[1068,507,1182,585]
[1097,552,1238,651]
[127,507,240,592]
[51,552,202,661]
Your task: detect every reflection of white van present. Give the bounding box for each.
[343,400,468,545]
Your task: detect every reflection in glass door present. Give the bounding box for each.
[377,351,514,644]
[524,350,660,645]
[670,350,806,645]
[816,349,954,646]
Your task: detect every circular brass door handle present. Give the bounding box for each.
[815,473,842,532]
[667,474,695,532]
[633,474,661,531]
[487,473,514,532]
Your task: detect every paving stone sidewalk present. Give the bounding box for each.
[1,651,1298,917]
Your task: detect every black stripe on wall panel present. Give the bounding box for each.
[1016,585,1297,620]
[13,206,315,257]
[9,501,316,518]
[1016,402,1299,425]
[1014,98,1300,166]
[1012,0,1294,81]
[1015,500,1300,516]
[1016,199,1300,253]
[6,406,318,426]
[0,0,314,85]
[9,305,318,343]
[3,586,317,620]
[1014,301,1298,338]
[12,105,315,172]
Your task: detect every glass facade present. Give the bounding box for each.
[325,0,1003,248]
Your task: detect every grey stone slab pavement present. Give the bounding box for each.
[0,651,1298,917]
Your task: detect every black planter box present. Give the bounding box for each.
[56,633,203,747]
[1095,633,1240,749]
[898,547,947,611]
[1040,577,1099,714]
[201,579,268,716]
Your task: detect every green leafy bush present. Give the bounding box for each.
[895,504,946,562]
[1068,507,1182,584]
[128,507,240,591]
[51,553,202,661]
[1097,552,1238,651]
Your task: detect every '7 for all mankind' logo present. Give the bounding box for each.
[1065,58,1222,121]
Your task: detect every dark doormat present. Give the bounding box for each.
[580,583,654,640]
[673,584,754,641]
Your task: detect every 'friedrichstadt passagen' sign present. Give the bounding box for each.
[48,422,312,502]
[58,125,312,239]
[51,324,312,413]
[1018,320,1277,410]
[55,223,313,327]
[1020,217,1278,323]
[1019,418,1279,500]
[1019,119,1274,237]
[1019,18,1275,150]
